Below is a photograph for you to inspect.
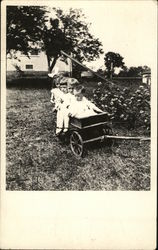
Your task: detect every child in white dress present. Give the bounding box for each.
[69,85,102,118]
[49,68,64,112]
[60,78,79,133]
[49,71,67,135]
[55,78,68,135]
[50,82,64,112]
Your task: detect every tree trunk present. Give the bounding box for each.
[46,53,51,73]
[50,56,58,73]
[107,70,111,79]
[110,62,113,79]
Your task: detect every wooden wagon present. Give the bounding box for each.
[58,111,150,157]
[61,112,113,157]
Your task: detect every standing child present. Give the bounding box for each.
[55,78,69,135]
[49,71,67,135]
[50,74,64,113]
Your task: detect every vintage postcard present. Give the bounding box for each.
[0,0,157,249]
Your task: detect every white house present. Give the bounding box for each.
[142,71,151,85]
[7,51,72,77]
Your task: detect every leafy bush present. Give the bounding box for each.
[93,83,150,132]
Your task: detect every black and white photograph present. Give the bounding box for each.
[5,2,153,191]
[1,1,157,249]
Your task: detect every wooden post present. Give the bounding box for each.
[69,53,73,77]
[110,62,113,80]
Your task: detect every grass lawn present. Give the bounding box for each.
[6,84,150,191]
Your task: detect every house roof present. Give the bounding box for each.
[142,71,151,75]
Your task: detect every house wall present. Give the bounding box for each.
[142,74,151,85]
[7,52,71,73]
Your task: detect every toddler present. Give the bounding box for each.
[69,85,102,118]
[66,78,79,103]
[50,80,64,112]
[59,78,80,133]
[55,79,68,135]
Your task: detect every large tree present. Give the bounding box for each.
[7,6,103,73]
[104,52,124,78]
[43,8,103,72]
[41,17,73,72]
[7,6,47,58]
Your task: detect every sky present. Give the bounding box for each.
[47,0,157,70]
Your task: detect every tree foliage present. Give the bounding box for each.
[118,65,151,77]
[104,52,124,78]
[7,6,103,73]
[44,8,104,72]
[7,6,47,57]
[53,8,103,63]
[41,18,71,72]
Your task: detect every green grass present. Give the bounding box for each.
[6,86,150,190]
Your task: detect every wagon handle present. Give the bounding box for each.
[104,135,150,141]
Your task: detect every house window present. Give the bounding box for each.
[25,64,33,70]
[30,50,39,56]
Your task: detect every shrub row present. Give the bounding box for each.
[92,83,150,131]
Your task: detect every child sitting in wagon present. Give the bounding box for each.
[68,85,102,119]
[59,84,102,133]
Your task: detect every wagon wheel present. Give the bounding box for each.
[70,131,84,157]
